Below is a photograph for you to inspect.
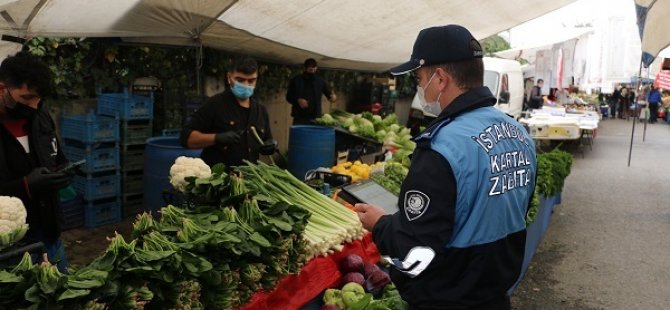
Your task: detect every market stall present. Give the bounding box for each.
[520,105,600,153]
[0,127,576,310]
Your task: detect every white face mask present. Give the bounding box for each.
[417,72,442,115]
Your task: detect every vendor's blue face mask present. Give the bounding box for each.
[231,81,254,99]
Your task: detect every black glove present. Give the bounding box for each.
[215,131,242,146]
[25,167,72,196]
[259,139,278,156]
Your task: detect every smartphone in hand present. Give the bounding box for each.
[55,159,86,174]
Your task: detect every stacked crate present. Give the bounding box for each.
[97,90,154,218]
[61,112,121,228]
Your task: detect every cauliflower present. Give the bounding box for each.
[0,196,26,226]
[0,219,16,234]
[0,196,28,250]
[170,156,212,192]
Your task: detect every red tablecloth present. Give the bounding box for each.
[238,233,379,310]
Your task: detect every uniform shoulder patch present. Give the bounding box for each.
[404,190,430,221]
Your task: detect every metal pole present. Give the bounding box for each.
[627,61,644,167]
[195,39,203,96]
[643,66,651,142]
[642,106,647,142]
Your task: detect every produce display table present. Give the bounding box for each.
[238,233,380,310]
[509,193,562,294]
[520,107,599,141]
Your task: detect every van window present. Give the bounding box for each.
[484,70,499,96]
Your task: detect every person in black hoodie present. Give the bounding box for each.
[286,58,337,125]
[181,56,275,169]
[0,52,71,271]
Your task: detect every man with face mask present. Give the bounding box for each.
[0,52,72,271]
[286,58,337,125]
[181,56,275,169]
[355,25,537,309]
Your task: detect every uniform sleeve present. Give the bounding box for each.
[372,148,457,259]
[180,101,215,148]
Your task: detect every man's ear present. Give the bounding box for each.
[435,67,450,91]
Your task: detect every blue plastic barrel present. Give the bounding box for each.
[143,137,201,213]
[288,126,335,180]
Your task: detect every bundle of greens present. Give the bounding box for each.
[371,162,409,196]
[315,111,413,153]
[0,162,312,310]
[526,148,573,224]
[237,161,365,259]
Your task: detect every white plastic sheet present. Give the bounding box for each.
[0,0,577,71]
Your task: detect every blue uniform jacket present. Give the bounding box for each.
[372,87,537,309]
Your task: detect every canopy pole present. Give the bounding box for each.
[642,114,647,142]
[642,66,651,142]
[627,61,643,167]
[195,38,203,96]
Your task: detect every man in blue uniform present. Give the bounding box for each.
[355,25,537,309]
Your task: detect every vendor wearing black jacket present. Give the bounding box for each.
[181,56,275,168]
[355,26,537,309]
[0,52,71,271]
[286,58,337,125]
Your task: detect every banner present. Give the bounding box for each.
[654,70,670,90]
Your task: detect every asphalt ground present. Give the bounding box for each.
[511,118,670,309]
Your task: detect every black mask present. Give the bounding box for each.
[4,93,37,120]
[304,72,315,80]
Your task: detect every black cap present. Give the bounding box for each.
[389,24,483,75]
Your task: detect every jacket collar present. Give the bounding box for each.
[417,87,496,140]
[433,86,496,123]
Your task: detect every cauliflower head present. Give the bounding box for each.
[170,156,212,192]
[0,196,26,228]
[0,196,28,248]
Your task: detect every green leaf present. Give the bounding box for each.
[249,232,271,247]
[211,163,226,175]
[265,217,293,231]
[24,284,41,303]
[135,249,176,262]
[265,201,290,215]
[349,293,373,310]
[57,288,91,301]
[0,270,23,283]
[66,279,104,289]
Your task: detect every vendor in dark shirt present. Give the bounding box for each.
[286,58,337,125]
[180,56,276,168]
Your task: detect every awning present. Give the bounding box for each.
[0,0,577,71]
[635,0,670,67]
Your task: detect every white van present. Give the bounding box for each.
[407,57,524,130]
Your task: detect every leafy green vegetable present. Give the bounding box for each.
[526,148,573,224]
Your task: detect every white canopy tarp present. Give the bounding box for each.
[0,0,577,71]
